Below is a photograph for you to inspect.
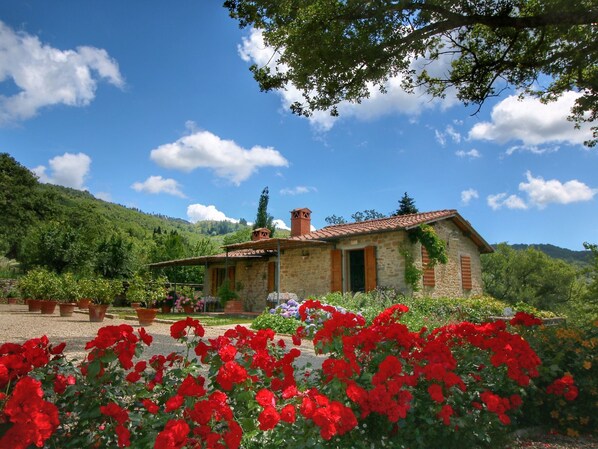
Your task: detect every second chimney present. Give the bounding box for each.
[252,228,271,241]
[290,208,311,237]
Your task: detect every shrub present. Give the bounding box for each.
[251,313,302,335]
[520,322,597,436]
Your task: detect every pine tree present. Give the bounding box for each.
[253,187,275,236]
[395,192,419,216]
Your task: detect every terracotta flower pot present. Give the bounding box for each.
[88,304,109,322]
[160,305,172,314]
[27,299,42,312]
[7,298,18,305]
[59,303,77,317]
[136,308,159,326]
[224,300,244,314]
[183,305,194,314]
[130,302,141,309]
[40,300,58,315]
[77,298,91,309]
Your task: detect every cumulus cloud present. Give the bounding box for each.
[487,171,596,210]
[487,193,528,211]
[131,176,186,198]
[436,125,462,146]
[0,21,124,124]
[461,189,479,205]
[238,28,458,132]
[32,152,91,190]
[519,171,596,208]
[186,204,239,223]
[469,91,593,148]
[455,149,481,159]
[94,192,112,202]
[150,128,288,185]
[272,219,291,231]
[280,186,317,195]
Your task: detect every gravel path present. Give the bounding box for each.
[0,304,322,368]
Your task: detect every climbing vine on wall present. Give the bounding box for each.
[409,224,448,265]
[402,224,448,291]
[399,245,421,292]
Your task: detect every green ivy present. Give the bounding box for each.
[399,245,421,291]
[401,224,448,290]
[409,224,448,266]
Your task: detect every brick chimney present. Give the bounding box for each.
[251,227,271,241]
[290,208,312,237]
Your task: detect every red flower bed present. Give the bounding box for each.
[0,305,578,449]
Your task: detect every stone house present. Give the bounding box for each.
[150,209,493,311]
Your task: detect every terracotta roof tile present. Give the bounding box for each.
[292,210,458,241]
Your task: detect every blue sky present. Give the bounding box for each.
[1,1,596,250]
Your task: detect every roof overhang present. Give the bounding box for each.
[148,253,265,269]
[403,213,494,254]
[223,238,330,252]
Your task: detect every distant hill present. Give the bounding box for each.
[508,243,591,265]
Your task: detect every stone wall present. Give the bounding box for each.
[414,220,484,298]
[279,245,333,298]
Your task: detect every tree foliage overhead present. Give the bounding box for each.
[225,0,598,146]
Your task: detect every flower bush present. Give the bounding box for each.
[0,303,583,449]
[518,321,597,437]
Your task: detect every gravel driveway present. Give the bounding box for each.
[0,304,321,368]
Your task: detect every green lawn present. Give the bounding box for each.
[109,307,254,326]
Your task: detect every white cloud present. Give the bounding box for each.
[455,149,481,159]
[280,186,317,195]
[150,128,288,185]
[94,192,112,202]
[272,219,291,231]
[505,145,559,156]
[131,176,186,198]
[32,152,91,190]
[186,204,239,223]
[487,193,528,211]
[461,189,479,205]
[469,91,593,147]
[519,171,596,208]
[0,21,124,124]
[435,129,447,147]
[435,125,461,147]
[238,28,458,132]
[487,171,596,210]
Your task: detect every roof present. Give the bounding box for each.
[150,209,493,268]
[291,209,493,253]
[223,237,329,252]
[148,249,270,268]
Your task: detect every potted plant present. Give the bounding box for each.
[5,286,20,305]
[57,273,79,317]
[88,278,123,322]
[158,292,176,314]
[125,275,146,309]
[36,269,61,315]
[76,278,94,309]
[17,272,39,311]
[218,280,243,314]
[135,276,167,326]
[174,286,197,314]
